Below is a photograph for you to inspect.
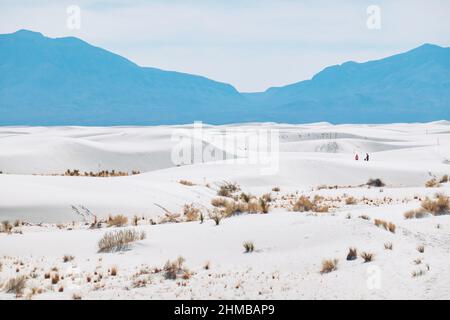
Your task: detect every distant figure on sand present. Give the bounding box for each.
[355,154,359,161]
[364,153,369,161]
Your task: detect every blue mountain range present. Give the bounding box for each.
[0,29,449,125]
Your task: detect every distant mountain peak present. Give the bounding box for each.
[10,29,44,38]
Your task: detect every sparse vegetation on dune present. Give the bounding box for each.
[3,275,27,296]
[384,242,393,250]
[374,219,396,233]
[98,229,146,253]
[439,175,449,183]
[293,195,329,213]
[320,258,338,274]
[360,252,374,263]
[345,196,357,205]
[217,181,240,197]
[107,214,128,227]
[243,241,255,253]
[404,208,428,219]
[163,256,188,280]
[183,203,201,222]
[346,247,358,261]
[425,178,440,188]
[61,169,140,177]
[1,220,13,234]
[179,179,195,186]
[420,194,450,215]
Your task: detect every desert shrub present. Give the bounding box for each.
[217,182,240,197]
[3,276,27,296]
[63,255,74,263]
[417,245,425,253]
[163,256,186,280]
[358,214,371,220]
[272,187,280,192]
[320,259,338,274]
[387,222,396,233]
[259,198,270,214]
[239,192,255,203]
[51,273,60,285]
[211,197,228,207]
[360,252,374,262]
[1,220,12,234]
[439,175,449,183]
[425,178,440,188]
[261,193,273,203]
[367,178,385,187]
[13,220,22,227]
[421,195,450,215]
[110,266,118,276]
[404,209,428,219]
[183,204,201,221]
[345,196,357,205]
[203,261,210,270]
[222,200,248,217]
[98,229,146,253]
[247,199,262,213]
[107,214,128,227]
[293,195,329,213]
[293,196,315,212]
[209,209,223,226]
[243,241,255,253]
[384,242,393,250]
[374,219,396,233]
[179,179,195,186]
[346,247,358,261]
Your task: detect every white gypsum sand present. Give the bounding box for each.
[0,122,450,299]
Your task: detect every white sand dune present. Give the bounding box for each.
[1,122,450,299]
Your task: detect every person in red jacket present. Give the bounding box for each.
[355,153,359,161]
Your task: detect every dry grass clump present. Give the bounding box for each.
[261,193,273,203]
[63,255,75,263]
[293,196,329,213]
[320,258,338,274]
[1,220,13,234]
[417,245,425,253]
[358,214,371,221]
[384,242,393,250]
[259,198,270,214]
[183,204,201,221]
[223,200,248,217]
[272,187,280,192]
[425,178,440,188]
[345,196,357,205]
[217,181,240,197]
[360,252,374,262]
[346,247,358,261]
[211,197,228,207]
[179,179,195,186]
[367,178,385,187]
[3,275,27,296]
[404,208,428,219]
[439,174,449,183]
[107,214,128,227]
[243,241,255,253]
[247,199,262,213]
[374,219,396,233]
[420,194,449,215]
[110,266,118,276]
[51,273,60,285]
[163,256,188,280]
[98,229,146,253]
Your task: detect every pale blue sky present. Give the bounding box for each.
[1,0,449,92]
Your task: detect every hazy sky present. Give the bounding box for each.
[1,0,449,92]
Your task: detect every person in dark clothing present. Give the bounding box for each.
[364,153,369,161]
